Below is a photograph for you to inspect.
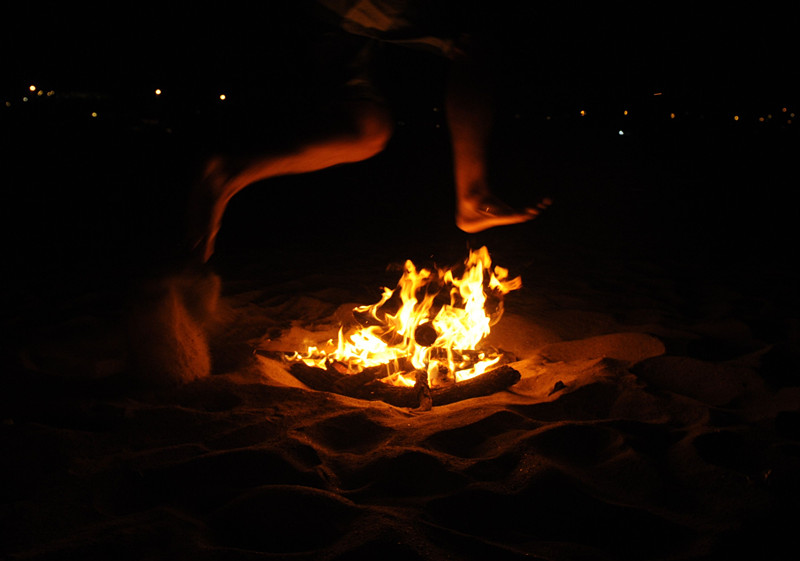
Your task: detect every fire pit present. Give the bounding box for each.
[260,247,522,409]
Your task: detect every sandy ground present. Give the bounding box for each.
[2,86,799,560]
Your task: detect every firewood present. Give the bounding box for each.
[414,323,438,347]
[286,361,344,392]
[430,365,520,406]
[287,362,519,409]
[415,370,432,411]
[428,347,516,364]
[332,364,389,393]
[343,379,421,408]
[255,350,521,408]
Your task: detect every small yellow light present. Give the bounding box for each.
[734,115,739,121]
[219,94,226,101]
[91,111,98,118]
[653,92,663,96]
[623,109,628,116]
[29,85,36,92]
[782,107,787,112]
[155,88,162,96]
[670,113,676,119]
[580,110,586,116]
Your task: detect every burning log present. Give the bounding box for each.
[428,347,516,365]
[429,365,520,406]
[415,369,432,411]
[332,364,391,393]
[281,359,520,409]
[414,322,438,347]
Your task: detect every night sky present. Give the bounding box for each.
[6,2,796,112]
[2,1,797,280]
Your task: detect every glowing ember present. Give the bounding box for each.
[289,247,521,387]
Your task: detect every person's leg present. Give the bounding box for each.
[445,37,550,234]
[186,98,393,263]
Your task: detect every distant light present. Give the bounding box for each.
[47,90,55,96]
[91,111,98,118]
[653,92,663,96]
[734,115,739,121]
[623,109,629,116]
[618,130,624,135]
[670,112,676,119]
[22,96,28,102]
[432,106,439,112]
[580,109,586,116]
[219,94,226,101]
[782,107,788,112]
[4,101,10,108]
[759,117,765,122]
[29,85,36,92]
[155,88,162,96]
[767,114,773,120]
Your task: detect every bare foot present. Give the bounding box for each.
[456,196,551,234]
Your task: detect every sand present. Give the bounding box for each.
[4,227,799,560]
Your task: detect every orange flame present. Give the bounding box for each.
[291,247,520,386]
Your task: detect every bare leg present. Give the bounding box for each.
[186,99,393,262]
[446,38,549,234]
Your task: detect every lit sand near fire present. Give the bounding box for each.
[6,247,796,560]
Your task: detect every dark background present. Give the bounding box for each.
[2,2,797,295]
[7,3,796,103]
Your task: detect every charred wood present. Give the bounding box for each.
[286,361,520,409]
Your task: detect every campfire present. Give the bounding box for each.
[265,247,522,409]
